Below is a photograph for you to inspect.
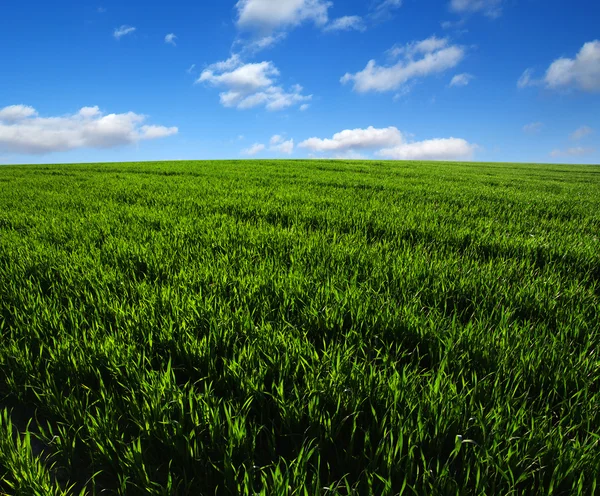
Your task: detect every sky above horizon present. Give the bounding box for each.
[0,0,599,165]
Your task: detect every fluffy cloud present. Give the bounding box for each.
[242,143,266,155]
[377,138,476,160]
[518,41,600,93]
[236,0,331,31]
[198,56,311,110]
[270,135,294,154]
[165,33,177,46]
[299,126,403,151]
[0,105,38,123]
[0,105,177,154]
[449,0,503,18]
[113,25,136,39]
[570,125,593,141]
[523,122,543,134]
[299,126,476,160]
[450,73,473,86]
[341,36,465,93]
[324,16,366,32]
[544,40,600,92]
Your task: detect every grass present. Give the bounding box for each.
[0,159,599,495]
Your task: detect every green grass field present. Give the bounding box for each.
[0,160,599,495]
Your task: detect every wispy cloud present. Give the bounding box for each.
[241,143,265,155]
[324,16,366,32]
[449,73,473,87]
[113,25,136,40]
[165,33,177,46]
[570,125,594,141]
[550,147,595,158]
[523,122,543,134]
[341,36,465,93]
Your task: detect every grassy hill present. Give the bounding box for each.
[1,160,599,494]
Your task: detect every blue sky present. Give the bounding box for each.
[0,0,598,164]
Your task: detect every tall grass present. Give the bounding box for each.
[0,160,599,494]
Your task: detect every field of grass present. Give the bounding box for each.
[0,159,599,495]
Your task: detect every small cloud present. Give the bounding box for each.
[441,19,466,29]
[241,143,265,155]
[165,33,177,46]
[449,73,473,87]
[550,147,595,157]
[570,125,594,140]
[299,103,310,111]
[270,136,294,154]
[270,135,283,146]
[97,7,106,13]
[114,25,136,40]
[370,0,403,21]
[523,122,543,134]
[517,68,538,88]
[324,16,366,32]
[450,0,503,18]
[238,134,245,140]
[187,64,196,74]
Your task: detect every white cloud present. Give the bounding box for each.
[270,137,294,154]
[236,0,331,31]
[113,25,136,39]
[449,73,473,86]
[324,16,366,32]
[0,105,177,154]
[165,33,177,46]
[187,64,196,74]
[299,126,403,151]
[551,147,595,157]
[299,126,476,160]
[449,0,503,18]
[570,125,593,141]
[341,36,465,93]
[544,40,600,92]
[198,57,311,111]
[0,105,38,123]
[270,134,284,145]
[517,68,537,88]
[523,122,543,134]
[242,143,266,155]
[299,103,310,111]
[377,138,476,160]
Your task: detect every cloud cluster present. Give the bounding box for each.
[0,105,177,154]
[518,40,600,93]
[198,56,311,110]
[299,126,476,160]
[341,36,465,93]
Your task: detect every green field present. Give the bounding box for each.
[0,160,599,495]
